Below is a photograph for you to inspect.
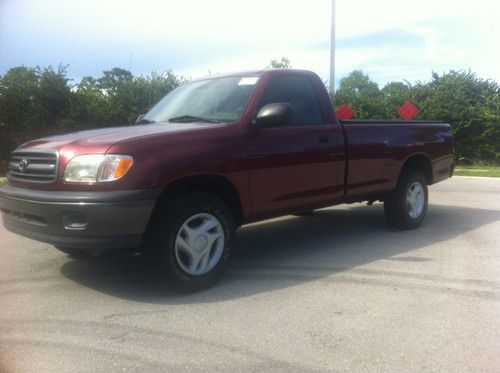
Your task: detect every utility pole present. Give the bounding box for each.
[329,0,336,96]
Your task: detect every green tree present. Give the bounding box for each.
[36,65,72,125]
[0,66,41,128]
[97,67,133,91]
[111,70,183,123]
[0,66,43,171]
[381,81,413,119]
[78,76,99,90]
[1,64,498,173]
[71,82,108,127]
[334,70,385,119]
[71,69,184,126]
[417,70,500,162]
[0,65,185,173]
[268,57,291,69]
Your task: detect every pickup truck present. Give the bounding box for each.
[0,69,454,290]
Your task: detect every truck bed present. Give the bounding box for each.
[339,120,454,200]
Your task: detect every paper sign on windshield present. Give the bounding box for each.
[238,77,259,86]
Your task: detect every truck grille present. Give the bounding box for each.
[8,149,59,183]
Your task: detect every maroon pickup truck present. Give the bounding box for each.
[0,69,454,290]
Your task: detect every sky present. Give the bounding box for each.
[1,0,499,89]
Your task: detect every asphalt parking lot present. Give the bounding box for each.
[0,176,499,372]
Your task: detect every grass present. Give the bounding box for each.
[454,165,500,177]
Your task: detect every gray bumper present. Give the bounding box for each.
[0,185,162,250]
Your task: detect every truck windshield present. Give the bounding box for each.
[142,76,260,124]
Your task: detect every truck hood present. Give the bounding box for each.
[19,122,216,151]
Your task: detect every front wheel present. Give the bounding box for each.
[148,192,235,291]
[384,170,428,229]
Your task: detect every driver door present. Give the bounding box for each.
[247,74,343,218]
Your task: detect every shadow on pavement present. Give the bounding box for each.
[60,203,500,304]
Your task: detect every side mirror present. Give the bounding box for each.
[255,102,292,128]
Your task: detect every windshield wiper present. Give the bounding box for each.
[136,118,156,124]
[168,115,220,123]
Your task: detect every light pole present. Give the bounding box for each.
[329,0,336,97]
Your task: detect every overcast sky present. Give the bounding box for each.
[1,0,499,88]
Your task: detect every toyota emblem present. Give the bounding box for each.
[18,159,29,173]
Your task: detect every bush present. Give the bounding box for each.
[0,65,184,174]
[1,65,498,174]
[333,70,500,164]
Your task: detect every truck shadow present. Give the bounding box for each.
[60,203,500,304]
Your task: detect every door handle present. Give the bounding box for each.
[318,135,332,144]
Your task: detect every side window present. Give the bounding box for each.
[257,75,323,126]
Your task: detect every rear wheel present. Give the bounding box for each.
[384,169,428,229]
[148,192,235,291]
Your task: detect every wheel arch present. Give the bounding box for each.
[399,153,433,185]
[154,173,244,227]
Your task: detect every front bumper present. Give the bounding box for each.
[0,185,162,250]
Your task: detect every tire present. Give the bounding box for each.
[148,191,235,291]
[384,169,428,230]
[54,246,91,259]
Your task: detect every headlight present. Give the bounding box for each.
[64,154,133,183]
